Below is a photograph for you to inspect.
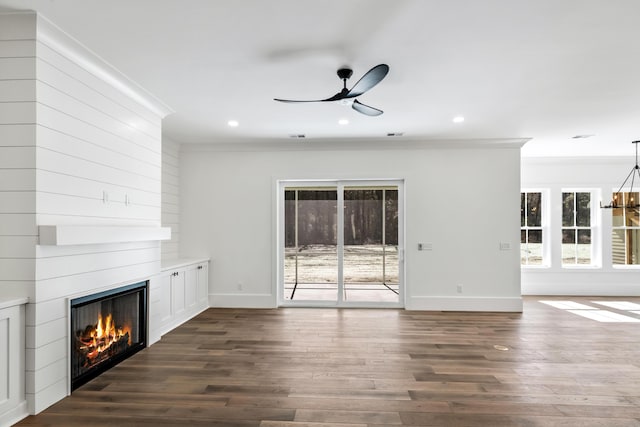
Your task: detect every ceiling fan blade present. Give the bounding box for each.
[274,90,347,103]
[274,98,325,103]
[346,64,389,98]
[352,99,383,116]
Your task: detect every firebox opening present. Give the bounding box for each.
[70,281,147,391]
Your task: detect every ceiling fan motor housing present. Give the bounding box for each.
[337,68,353,80]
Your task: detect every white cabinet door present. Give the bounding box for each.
[171,270,186,315]
[197,263,209,303]
[0,304,25,425]
[158,273,171,324]
[185,266,198,310]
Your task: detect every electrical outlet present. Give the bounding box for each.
[456,284,463,293]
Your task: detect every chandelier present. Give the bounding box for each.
[601,140,640,209]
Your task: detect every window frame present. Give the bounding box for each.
[560,189,596,268]
[611,191,640,268]
[521,189,549,267]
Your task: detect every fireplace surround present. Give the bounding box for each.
[70,281,147,391]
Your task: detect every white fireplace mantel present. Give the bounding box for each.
[38,225,171,246]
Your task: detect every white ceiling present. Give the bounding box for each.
[2,0,640,157]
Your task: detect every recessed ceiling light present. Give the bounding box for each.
[452,116,465,123]
[338,119,349,125]
[227,120,239,127]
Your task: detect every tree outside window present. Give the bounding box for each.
[521,192,543,265]
[562,192,591,265]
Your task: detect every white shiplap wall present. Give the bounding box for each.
[162,138,180,261]
[0,12,172,414]
[0,13,37,303]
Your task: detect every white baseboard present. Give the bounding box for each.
[0,400,28,427]
[209,293,276,308]
[522,271,640,296]
[406,296,523,312]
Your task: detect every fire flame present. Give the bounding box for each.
[78,313,131,364]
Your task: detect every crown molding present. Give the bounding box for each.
[179,137,530,153]
[28,12,173,118]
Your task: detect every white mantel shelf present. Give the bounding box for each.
[38,225,171,246]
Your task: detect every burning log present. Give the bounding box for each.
[75,313,131,369]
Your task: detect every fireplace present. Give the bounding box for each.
[70,281,147,391]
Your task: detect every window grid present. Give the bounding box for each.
[521,192,543,265]
[561,192,592,266]
[612,192,640,265]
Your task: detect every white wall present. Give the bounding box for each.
[162,138,180,260]
[0,12,37,303]
[0,12,171,414]
[522,156,640,295]
[180,141,523,311]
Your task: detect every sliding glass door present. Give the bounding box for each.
[284,187,339,301]
[279,180,403,307]
[343,186,399,302]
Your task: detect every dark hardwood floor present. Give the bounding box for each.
[17,297,640,426]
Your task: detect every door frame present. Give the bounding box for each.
[276,179,405,308]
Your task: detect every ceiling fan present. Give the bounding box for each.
[274,64,389,116]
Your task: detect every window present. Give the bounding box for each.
[612,192,640,265]
[521,192,543,265]
[562,192,592,265]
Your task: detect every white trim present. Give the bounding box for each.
[30,12,173,118]
[407,296,523,312]
[209,293,276,308]
[181,138,530,153]
[337,182,345,305]
[161,258,210,271]
[0,401,28,427]
[0,297,29,310]
[522,270,640,296]
[38,225,171,245]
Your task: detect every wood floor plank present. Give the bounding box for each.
[15,297,640,426]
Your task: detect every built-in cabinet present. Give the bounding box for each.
[0,298,28,427]
[148,259,209,344]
